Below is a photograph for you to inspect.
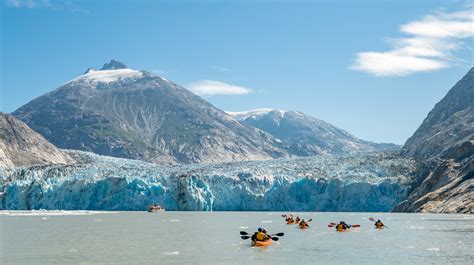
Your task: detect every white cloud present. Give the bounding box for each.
[187,80,252,96]
[7,0,51,8]
[6,0,89,14]
[352,6,473,76]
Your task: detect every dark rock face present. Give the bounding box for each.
[100,60,128,70]
[229,109,399,156]
[395,68,474,213]
[0,113,74,166]
[13,61,287,164]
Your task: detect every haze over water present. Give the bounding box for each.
[1,211,473,264]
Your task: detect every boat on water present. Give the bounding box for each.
[148,204,165,212]
[251,239,272,247]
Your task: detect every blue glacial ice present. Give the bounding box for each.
[0,151,416,212]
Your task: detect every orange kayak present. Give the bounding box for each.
[299,225,309,229]
[336,228,349,232]
[287,220,296,225]
[251,239,272,247]
[375,226,384,229]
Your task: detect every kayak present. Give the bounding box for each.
[336,228,349,232]
[251,239,272,247]
[287,220,296,225]
[299,225,309,229]
[375,226,384,229]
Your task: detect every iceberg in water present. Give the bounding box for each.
[0,151,416,212]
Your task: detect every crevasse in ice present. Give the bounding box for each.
[0,151,416,211]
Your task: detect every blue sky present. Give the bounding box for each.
[1,0,473,144]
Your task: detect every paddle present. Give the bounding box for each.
[240,231,284,236]
[328,223,360,228]
[241,235,280,241]
[369,217,388,228]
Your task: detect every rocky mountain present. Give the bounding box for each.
[13,60,287,164]
[228,108,398,156]
[0,113,74,167]
[394,68,473,213]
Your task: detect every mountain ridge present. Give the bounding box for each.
[394,67,473,213]
[228,108,399,156]
[13,60,289,164]
[0,113,74,167]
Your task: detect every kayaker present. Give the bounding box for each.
[262,228,271,240]
[253,228,270,241]
[336,221,349,230]
[299,219,309,228]
[295,216,301,223]
[286,216,295,224]
[374,219,384,228]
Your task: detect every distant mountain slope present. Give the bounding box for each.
[403,69,474,160]
[13,60,287,164]
[0,113,74,167]
[228,108,398,156]
[395,68,474,213]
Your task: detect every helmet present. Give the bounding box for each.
[377,219,381,222]
[258,228,262,232]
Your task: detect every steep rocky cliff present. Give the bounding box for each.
[0,113,74,167]
[394,68,473,213]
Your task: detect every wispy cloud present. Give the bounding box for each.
[210,65,232,73]
[7,0,51,8]
[187,80,252,96]
[351,6,473,76]
[6,0,89,14]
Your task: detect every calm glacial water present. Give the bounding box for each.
[1,211,473,264]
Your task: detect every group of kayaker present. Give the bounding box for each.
[241,216,386,247]
[283,215,311,229]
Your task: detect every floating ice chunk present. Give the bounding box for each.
[0,210,116,216]
[163,251,179,255]
[426,248,440,251]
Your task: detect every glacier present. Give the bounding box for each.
[0,151,416,212]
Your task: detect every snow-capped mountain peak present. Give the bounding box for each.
[227,108,287,120]
[69,68,143,84]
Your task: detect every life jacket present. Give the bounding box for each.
[256,232,266,241]
[336,224,345,230]
[375,222,384,228]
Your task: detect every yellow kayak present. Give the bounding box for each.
[251,239,272,247]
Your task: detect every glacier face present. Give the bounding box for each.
[0,151,416,212]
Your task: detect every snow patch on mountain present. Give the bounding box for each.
[227,108,287,120]
[69,68,143,84]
